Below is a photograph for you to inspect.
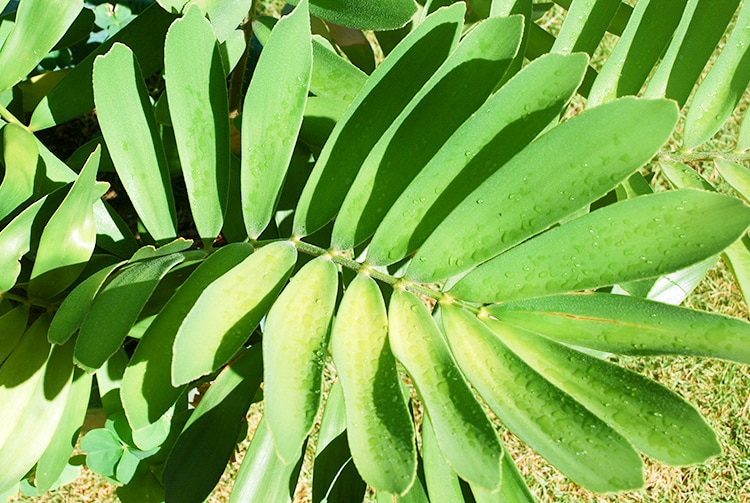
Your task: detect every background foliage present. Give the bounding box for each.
[1,0,750,501]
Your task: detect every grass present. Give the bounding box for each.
[7,1,750,502]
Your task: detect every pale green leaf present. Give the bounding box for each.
[310,35,367,105]
[420,415,464,503]
[241,0,312,238]
[0,124,38,222]
[715,158,750,203]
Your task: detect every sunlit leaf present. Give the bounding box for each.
[0,124,38,222]
[287,0,417,30]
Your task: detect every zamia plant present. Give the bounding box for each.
[1,0,750,501]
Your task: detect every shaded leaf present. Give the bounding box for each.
[287,0,417,30]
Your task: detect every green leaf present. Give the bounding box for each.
[34,369,92,493]
[165,5,230,241]
[330,274,417,495]
[332,15,523,249]
[293,3,465,237]
[683,0,750,148]
[643,0,741,107]
[241,0,312,238]
[93,42,176,242]
[367,52,587,266]
[163,346,262,503]
[310,35,367,105]
[28,147,107,299]
[660,160,715,191]
[388,290,503,491]
[121,243,253,449]
[48,261,124,344]
[264,256,338,464]
[0,124,38,222]
[81,428,124,478]
[0,305,29,364]
[551,0,620,54]
[172,241,296,385]
[486,319,720,465]
[420,415,465,503]
[0,0,83,92]
[0,328,75,494]
[74,252,187,373]
[287,0,417,30]
[725,235,750,303]
[439,305,644,493]
[490,453,537,503]
[487,292,750,364]
[715,158,750,203]
[587,0,689,106]
[451,190,750,302]
[229,418,303,503]
[30,4,177,131]
[407,98,678,282]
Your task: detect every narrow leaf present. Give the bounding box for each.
[310,35,367,105]
[0,305,29,364]
[93,42,176,242]
[725,235,750,303]
[165,5,230,241]
[330,275,417,495]
[0,124,38,222]
[332,15,523,249]
[171,241,296,385]
[715,158,750,203]
[452,190,750,303]
[420,415,465,503]
[551,0,620,54]
[74,253,187,373]
[408,98,678,283]
[389,290,503,491]
[264,256,338,464]
[440,305,644,493]
[0,0,83,92]
[487,292,750,364]
[287,0,417,31]
[368,52,588,266]
[293,4,465,237]
[242,0,312,238]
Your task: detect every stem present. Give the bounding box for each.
[658,150,750,163]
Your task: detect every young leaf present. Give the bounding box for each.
[487,293,750,365]
[587,0,689,106]
[264,256,338,464]
[165,4,230,241]
[74,252,187,373]
[330,275,417,495]
[171,241,297,386]
[485,319,721,465]
[28,147,107,299]
[407,98,678,282]
[163,346,263,503]
[451,190,750,303]
[121,243,253,449]
[0,124,38,222]
[388,290,503,491]
[30,4,177,131]
[293,4,465,237]
[93,42,176,243]
[0,0,83,92]
[286,0,417,31]
[332,15,524,249]
[683,0,750,149]
[439,305,644,493]
[242,0,312,239]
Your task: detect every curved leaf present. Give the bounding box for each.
[484,319,721,465]
[264,256,338,464]
[389,290,503,491]
[171,241,296,385]
[332,15,523,249]
[440,304,644,493]
[93,42,176,243]
[0,124,38,222]
[287,0,417,31]
[452,190,750,302]
[330,274,417,495]
[293,3,465,237]
[165,5,230,241]
[0,0,83,92]
[241,0,312,238]
[488,292,750,364]
[74,252,187,373]
[408,98,678,282]
[368,52,588,266]
[28,147,106,299]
